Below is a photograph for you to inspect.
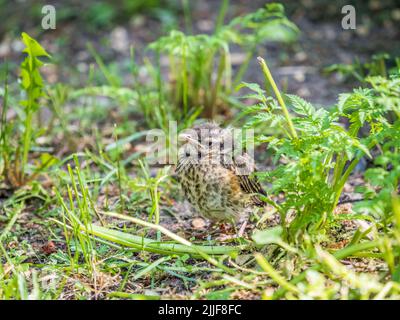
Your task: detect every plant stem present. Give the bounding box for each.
[181,0,193,34]
[0,207,21,242]
[233,46,256,89]
[257,57,298,139]
[332,138,378,211]
[215,0,229,34]
[53,215,244,258]
[255,253,300,294]
[101,211,191,246]
[332,240,381,260]
[210,50,226,118]
[182,44,189,117]
[0,66,9,147]
[21,110,33,182]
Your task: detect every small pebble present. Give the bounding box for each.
[192,218,206,230]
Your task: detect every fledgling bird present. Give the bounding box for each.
[175,122,267,226]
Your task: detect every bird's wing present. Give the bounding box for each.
[223,153,267,206]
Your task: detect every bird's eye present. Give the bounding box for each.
[208,141,213,147]
[185,151,190,157]
[198,151,202,159]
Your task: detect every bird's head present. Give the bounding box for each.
[178,122,235,164]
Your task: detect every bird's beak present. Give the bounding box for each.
[178,133,192,143]
[178,133,205,150]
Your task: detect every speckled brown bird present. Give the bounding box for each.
[175,122,267,223]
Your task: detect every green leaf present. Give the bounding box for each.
[252,226,283,245]
[287,94,315,116]
[20,68,31,89]
[39,153,59,168]
[21,32,50,58]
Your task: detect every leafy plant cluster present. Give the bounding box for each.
[237,60,400,298]
[243,59,400,243]
[354,74,400,229]
[146,2,298,127]
[325,53,400,83]
[1,33,55,188]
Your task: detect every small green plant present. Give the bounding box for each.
[243,58,399,241]
[349,73,400,280]
[356,119,400,222]
[0,265,47,300]
[0,33,54,188]
[325,54,400,83]
[147,2,298,122]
